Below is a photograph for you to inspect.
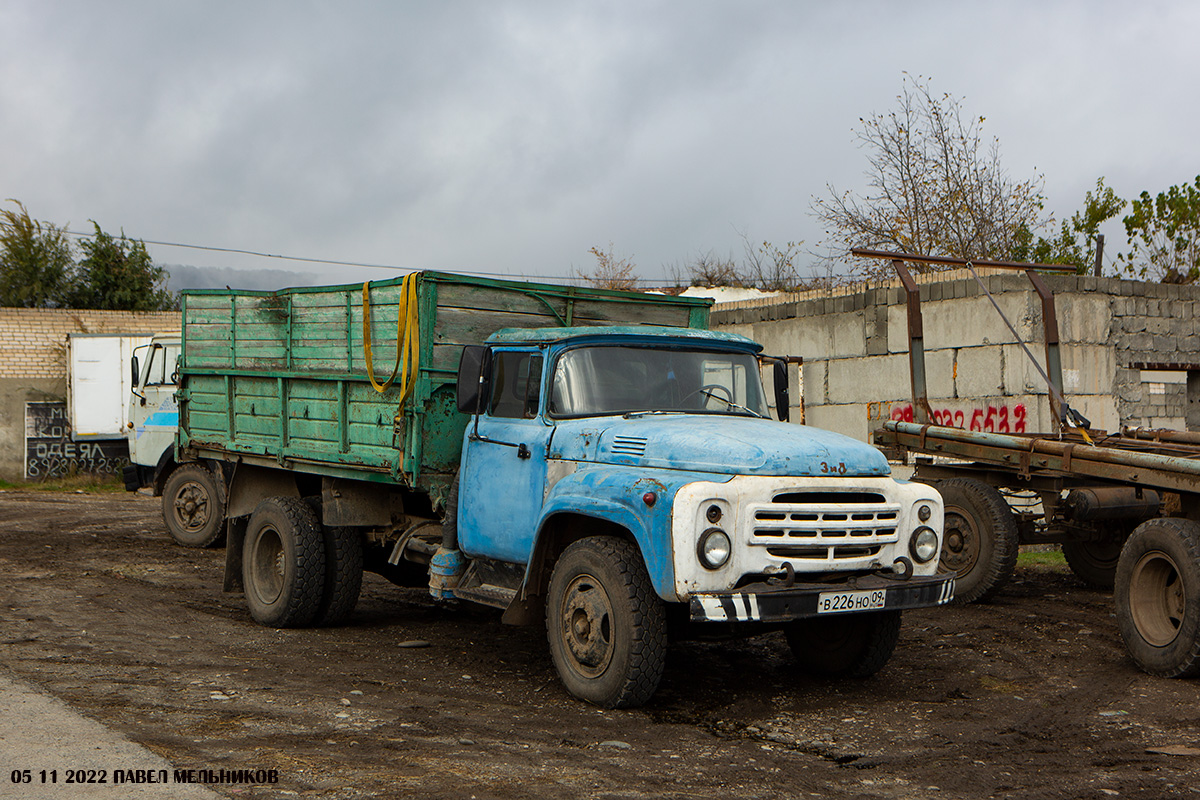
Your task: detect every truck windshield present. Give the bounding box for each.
[548,345,770,418]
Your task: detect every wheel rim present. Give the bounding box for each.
[558,573,615,678]
[250,526,286,606]
[940,505,980,576]
[1129,549,1186,647]
[171,480,209,532]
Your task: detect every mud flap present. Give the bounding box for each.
[222,516,249,593]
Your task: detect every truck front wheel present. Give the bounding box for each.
[786,610,901,678]
[162,463,226,548]
[1115,518,1200,677]
[934,478,1018,604]
[242,497,326,628]
[545,537,667,709]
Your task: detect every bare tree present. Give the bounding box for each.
[676,249,743,287]
[577,243,639,291]
[738,231,805,292]
[812,74,1050,277]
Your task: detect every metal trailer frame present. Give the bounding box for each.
[856,249,1200,677]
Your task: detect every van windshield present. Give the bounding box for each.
[548,346,769,419]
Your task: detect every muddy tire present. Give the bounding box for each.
[1115,518,1200,677]
[935,478,1018,604]
[546,537,667,709]
[162,463,225,548]
[786,610,901,678]
[1063,538,1125,590]
[314,526,363,627]
[243,496,325,628]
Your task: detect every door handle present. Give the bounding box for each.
[517,444,531,459]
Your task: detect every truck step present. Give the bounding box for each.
[452,583,517,610]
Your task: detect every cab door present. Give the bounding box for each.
[128,340,180,468]
[457,348,551,563]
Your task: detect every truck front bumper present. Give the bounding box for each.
[689,573,955,623]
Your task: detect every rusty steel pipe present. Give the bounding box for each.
[850,248,1078,274]
[885,421,1200,477]
[1121,427,1200,447]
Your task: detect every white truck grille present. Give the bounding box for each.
[747,491,901,561]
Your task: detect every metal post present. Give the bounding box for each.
[1025,269,1065,433]
[895,261,933,424]
[1094,234,1105,277]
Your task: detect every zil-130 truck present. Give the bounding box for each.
[175,271,953,707]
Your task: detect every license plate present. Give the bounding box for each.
[816,588,887,614]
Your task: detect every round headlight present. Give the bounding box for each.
[917,503,932,522]
[697,528,731,570]
[910,526,939,563]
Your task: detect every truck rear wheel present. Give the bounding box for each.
[934,478,1018,604]
[545,537,667,709]
[785,610,901,678]
[162,463,225,548]
[314,526,363,627]
[242,496,325,628]
[1115,518,1200,677]
[1063,538,1125,590]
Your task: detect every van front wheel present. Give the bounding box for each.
[546,537,666,709]
[162,463,225,548]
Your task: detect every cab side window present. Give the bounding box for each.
[144,345,181,386]
[490,352,543,419]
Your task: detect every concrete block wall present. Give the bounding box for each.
[0,308,181,480]
[713,270,1200,443]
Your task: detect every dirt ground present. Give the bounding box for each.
[2,490,1199,800]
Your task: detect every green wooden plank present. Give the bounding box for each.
[229,379,283,399]
[432,307,561,349]
[187,410,228,434]
[571,299,694,326]
[287,418,341,442]
[286,401,339,423]
[233,415,281,437]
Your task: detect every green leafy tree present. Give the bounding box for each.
[0,199,74,307]
[1013,177,1125,272]
[1118,176,1200,283]
[813,74,1050,277]
[68,222,176,310]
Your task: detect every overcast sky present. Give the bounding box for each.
[1,1,1195,288]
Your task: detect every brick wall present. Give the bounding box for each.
[0,307,182,480]
[0,308,181,379]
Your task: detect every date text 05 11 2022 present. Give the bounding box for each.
[10,768,280,785]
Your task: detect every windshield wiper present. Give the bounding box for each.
[696,390,767,419]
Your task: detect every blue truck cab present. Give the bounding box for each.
[450,325,954,707]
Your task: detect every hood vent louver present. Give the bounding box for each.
[610,435,649,457]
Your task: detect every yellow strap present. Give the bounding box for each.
[362,273,420,409]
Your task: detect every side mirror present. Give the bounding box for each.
[773,360,790,423]
[456,345,491,413]
[130,355,140,388]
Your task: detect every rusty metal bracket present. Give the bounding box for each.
[1063,443,1076,472]
[1018,449,1032,480]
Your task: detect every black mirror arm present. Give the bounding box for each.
[470,348,490,441]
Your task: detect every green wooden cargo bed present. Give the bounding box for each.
[178,271,711,503]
